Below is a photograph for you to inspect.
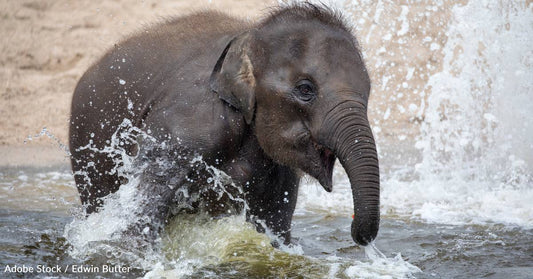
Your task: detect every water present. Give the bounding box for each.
[2,0,533,278]
[1,166,532,278]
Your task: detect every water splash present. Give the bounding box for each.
[75,118,149,182]
[64,172,157,268]
[64,118,159,268]
[64,118,268,273]
[25,127,71,155]
[146,214,321,278]
[416,1,533,184]
[145,214,421,279]
[380,1,533,227]
[343,243,421,278]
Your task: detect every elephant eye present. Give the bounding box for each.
[293,79,316,102]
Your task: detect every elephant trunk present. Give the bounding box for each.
[320,100,380,246]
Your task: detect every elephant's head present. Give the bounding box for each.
[210,4,379,246]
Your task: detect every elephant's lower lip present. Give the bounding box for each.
[313,141,336,192]
[320,147,335,180]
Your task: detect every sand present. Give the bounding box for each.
[0,0,277,166]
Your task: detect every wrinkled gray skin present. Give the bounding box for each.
[70,4,379,246]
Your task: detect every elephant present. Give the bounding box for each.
[69,3,380,246]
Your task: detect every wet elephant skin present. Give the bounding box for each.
[70,3,380,246]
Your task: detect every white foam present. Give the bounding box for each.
[344,243,421,279]
[403,1,533,227]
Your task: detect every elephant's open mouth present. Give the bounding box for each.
[313,141,336,192]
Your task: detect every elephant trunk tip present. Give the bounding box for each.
[351,216,379,246]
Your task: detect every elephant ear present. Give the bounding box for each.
[210,32,256,125]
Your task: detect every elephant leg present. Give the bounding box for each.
[129,168,180,240]
[246,165,300,245]
[71,148,121,215]
[124,142,191,240]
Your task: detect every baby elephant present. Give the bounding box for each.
[70,3,380,246]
